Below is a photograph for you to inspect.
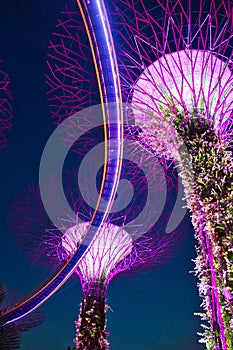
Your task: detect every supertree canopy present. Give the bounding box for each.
[106,0,233,349]
[0,60,13,150]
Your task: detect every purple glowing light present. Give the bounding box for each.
[222,287,233,301]
[133,50,233,128]
[62,222,133,280]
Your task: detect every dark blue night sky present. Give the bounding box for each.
[0,1,205,349]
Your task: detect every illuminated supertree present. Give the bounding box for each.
[0,60,13,150]
[8,120,187,349]
[103,0,233,349]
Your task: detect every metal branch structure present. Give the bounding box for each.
[46,4,99,124]
[106,0,233,348]
[0,60,13,150]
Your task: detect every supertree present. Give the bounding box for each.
[102,0,233,349]
[7,116,188,349]
[0,60,13,150]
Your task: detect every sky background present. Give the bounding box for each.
[0,1,205,349]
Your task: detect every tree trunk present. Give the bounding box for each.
[75,281,109,350]
[176,117,233,349]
